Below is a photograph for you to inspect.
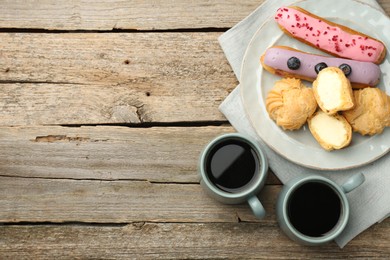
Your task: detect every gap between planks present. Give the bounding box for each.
[0,174,203,185]
[0,27,230,34]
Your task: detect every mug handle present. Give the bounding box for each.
[341,172,365,193]
[247,196,266,219]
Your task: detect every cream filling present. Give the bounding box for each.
[317,72,342,110]
[311,112,347,146]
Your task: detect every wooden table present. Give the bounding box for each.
[1,1,389,258]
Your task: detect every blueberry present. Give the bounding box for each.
[339,64,352,76]
[287,57,301,70]
[315,62,328,74]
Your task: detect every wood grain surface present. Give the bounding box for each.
[0,0,389,30]
[0,33,235,125]
[1,0,390,259]
[0,175,278,223]
[0,125,285,183]
[1,221,389,259]
[0,1,261,30]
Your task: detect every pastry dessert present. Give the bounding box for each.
[274,6,386,64]
[313,67,354,115]
[342,88,390,135]
[308,110,352,151]
[261,46,381,88]
[266,78,317,130]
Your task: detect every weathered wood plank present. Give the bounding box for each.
[0,176,278,223]
[0,220,389,259]
[0,125,281,184]
[0,1,389,31]
[0,125,226,182]
[0,0,264,30]
[0,33,231,85]
[0,33,236,125]
[378,0,390,14]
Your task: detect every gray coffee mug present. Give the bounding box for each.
[198,133,268,219]
[276,173,365,245]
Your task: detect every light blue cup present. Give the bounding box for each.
[276,173,365,245]
[198,133,269,219]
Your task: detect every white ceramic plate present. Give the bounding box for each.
[240,0,390,170]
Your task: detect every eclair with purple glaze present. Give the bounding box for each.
[260,46,381,88]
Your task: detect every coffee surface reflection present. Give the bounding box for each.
[206,140,259,193]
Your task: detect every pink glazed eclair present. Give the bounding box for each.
[260,46,381,88]
[274,6,386,64]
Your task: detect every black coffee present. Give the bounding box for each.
[287,182,342,237]
[205,139,259,193]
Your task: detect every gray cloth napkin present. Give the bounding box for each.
[218,0,390,248]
